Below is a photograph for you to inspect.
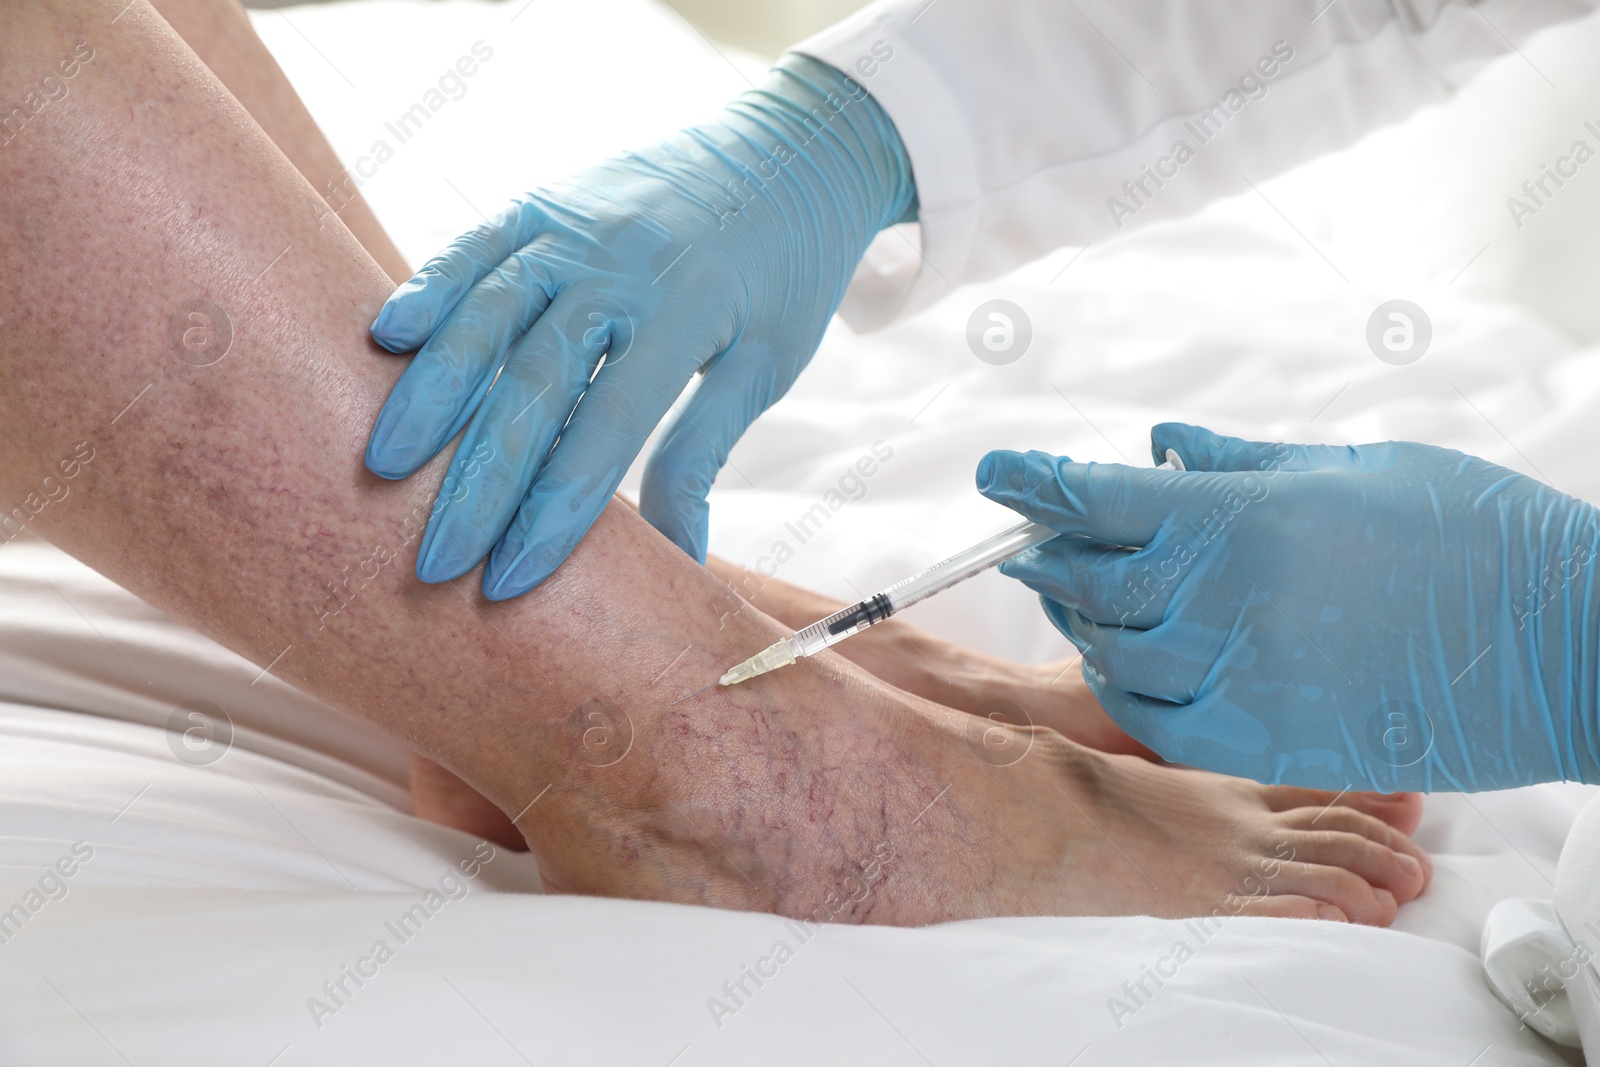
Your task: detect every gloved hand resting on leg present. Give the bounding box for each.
[364,54,916,598]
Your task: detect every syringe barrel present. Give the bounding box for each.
[881,521,1056,613]
[787,520,1055,660]
[778,454,1182,663]
[789,600,889,658]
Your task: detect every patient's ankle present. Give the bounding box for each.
[409,755,526,851]
[507,649,933,915]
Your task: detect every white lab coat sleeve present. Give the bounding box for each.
[792,0,1600,330]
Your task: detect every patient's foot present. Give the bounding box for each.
[519,654,1431,926]
[905,644,1158,759]
[954,659,1426,836]
[696,560,1425,839]
[945,656,1422,836]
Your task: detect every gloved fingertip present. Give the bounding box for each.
[976,450,1021,495]
[415,506,493,585]
[1148,422,1181,464]
[415,535,475,585]
[639,483,710,564]
[978,449,1066,502]
[363,449,409,481]
[1149,422,1206,465]
[482,537,563,601]
[995,549,1043,582]
[363,406,422,478]
[975,452,997,493]
[481,562,534,602]
[481,574,532,602]
[663,521,709,565]
[370,273,444,350]
[370,308,421,353]
[363,410,413,480]
[370,322,412,355]
[1079,658,1108,693]
[363,374,473,479]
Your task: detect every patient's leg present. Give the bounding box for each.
[148,0,520,843]
[1,0,1430,924]
[148,0,409,284]
[145,0,1433,853]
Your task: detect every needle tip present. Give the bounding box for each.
[668,681,721,706]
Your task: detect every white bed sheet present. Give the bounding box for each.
[3,0,1600,1062]
[0,886,1578,1066]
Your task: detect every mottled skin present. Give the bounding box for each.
[0,0,1429,926]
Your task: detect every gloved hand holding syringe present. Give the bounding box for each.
[707,450,1185,691]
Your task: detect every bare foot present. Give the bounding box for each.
[698,558,1425,836]
[1238,784,1426,837]
[517,653,1431,926]
[946,650,1425,849]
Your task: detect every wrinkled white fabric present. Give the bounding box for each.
[1482,799,1600,1057]
[0,887,1576,1066]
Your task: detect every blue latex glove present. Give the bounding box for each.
[365,54,915,598]
[978,423,1600,793]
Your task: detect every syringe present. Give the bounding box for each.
[717,450,1185,687]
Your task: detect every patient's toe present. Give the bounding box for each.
[1229,894,1347,922]
[1276,862,1399,926]
[1277,805,1433,894]
[1258,786,1424,834]
[1338,791,1424,834]
[1283,828,1427,903]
